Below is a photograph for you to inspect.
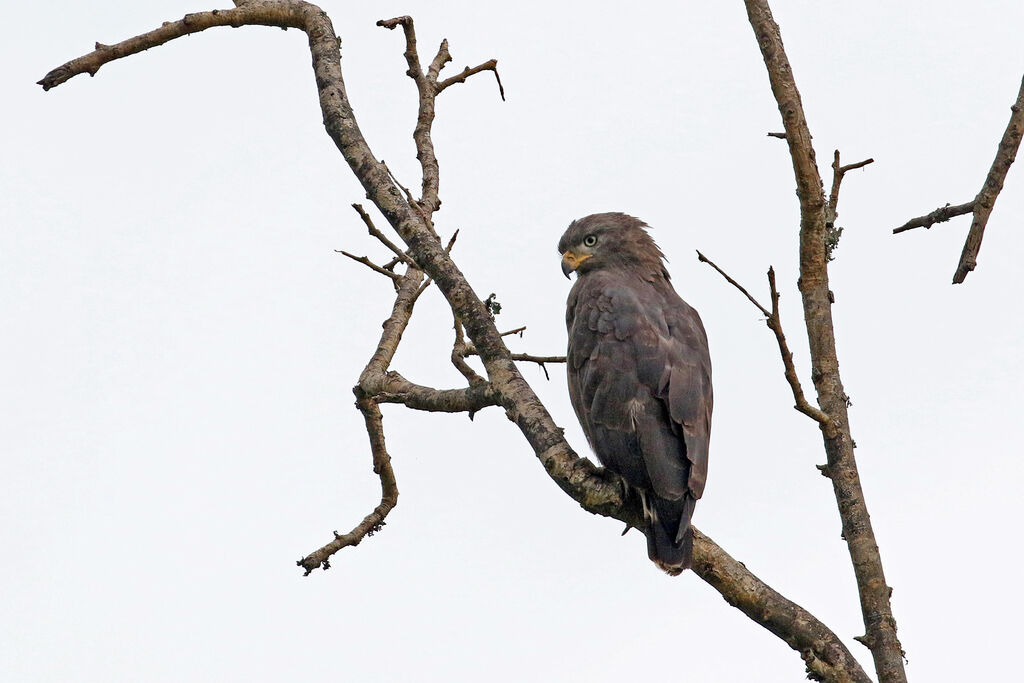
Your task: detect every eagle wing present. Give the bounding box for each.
[567,272,712,521]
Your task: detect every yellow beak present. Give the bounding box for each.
[561,251,592,278]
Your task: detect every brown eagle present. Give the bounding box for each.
[559,213,712,574]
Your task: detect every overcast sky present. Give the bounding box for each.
[4,2,1024,681]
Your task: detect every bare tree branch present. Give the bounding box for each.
[893,73,1024,284]
[298,395,397,575]
[744,2,906,681]
[696,250,771,317]
[437,60,506,101]
[952,74,1024,283]
[697,251,836,438]
[41,4,874,679]
[694,529,871,683]
[451,316,488,385]
[336,250,403,282]
[827,151,874,226]
[892,201,974,234]
[352,203,414,267]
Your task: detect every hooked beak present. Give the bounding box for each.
[561,251,591,278]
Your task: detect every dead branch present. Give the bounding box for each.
[336,250,403,282]
[696,250,771,317]
[696,252,836,438]
[437,60,506,101]
[298,395,396,574]
[892,201,974,234]
[894,73,1024,284]
[827,150,874,226]
[694,529,871,683]
[451,316,487,385]
[352,203,414,266]
[744,1,906,680]
[42,5,874,679]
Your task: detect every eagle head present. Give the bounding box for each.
[558,212,669,280]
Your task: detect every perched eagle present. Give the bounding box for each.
[559,213,712,574]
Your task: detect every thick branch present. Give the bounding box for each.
[694,530,871,683]
[744,2,906,681]
[952,73,1024,283]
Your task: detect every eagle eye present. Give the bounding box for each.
[583,234,598,247]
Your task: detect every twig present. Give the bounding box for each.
[696,251,770,317]
[766,268,837,437]
[500,326,527,337]
[437,59,506,101]
[824,151,874,261]
[767,131,787,139]
[696,252,836,438]
[444,229,459,253]
[337,250,402,282]
[352,203,414,266]
[892,201,974,234]
[828,150,874,224]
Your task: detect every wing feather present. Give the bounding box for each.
[567,272,712,507]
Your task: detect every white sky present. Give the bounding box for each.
[4,2,1023,681]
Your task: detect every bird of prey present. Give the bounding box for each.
[559,213,712,574]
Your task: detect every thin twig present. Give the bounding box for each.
[445,229,459,253]
[500,326,527,337]
[828,150,874,224]
[766,268,837,437]
[352,203,414,266]
[337,250,402,282]
[696,251,770,317]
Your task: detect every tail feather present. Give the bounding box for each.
[645,494,696,575]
